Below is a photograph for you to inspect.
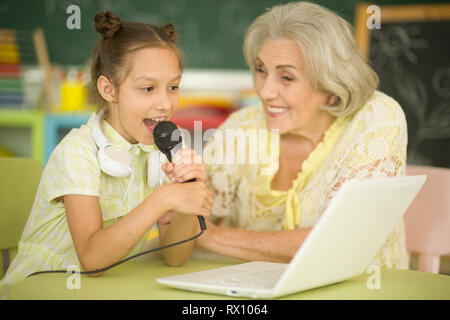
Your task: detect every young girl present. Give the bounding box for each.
[0,11,213,298]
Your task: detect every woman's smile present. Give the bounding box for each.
[266,104,290,118]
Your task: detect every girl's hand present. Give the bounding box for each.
[154,181,214,218]
[161,149,207,183]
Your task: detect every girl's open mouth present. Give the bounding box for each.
[144,118,165,134]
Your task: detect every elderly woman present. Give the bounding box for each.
[195,2,409,269]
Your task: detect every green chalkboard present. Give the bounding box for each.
[1,0,449,69]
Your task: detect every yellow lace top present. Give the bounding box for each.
[204,91,410,269]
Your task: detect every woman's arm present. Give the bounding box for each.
[196,220,313,263]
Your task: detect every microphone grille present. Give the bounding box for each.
[153,121,181,153]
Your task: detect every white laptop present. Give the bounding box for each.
[157,175,426,299]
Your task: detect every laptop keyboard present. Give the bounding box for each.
[217,267,286,289]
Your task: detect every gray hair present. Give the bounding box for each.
[243,1,379,117]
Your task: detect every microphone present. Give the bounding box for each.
[153,121,206,231]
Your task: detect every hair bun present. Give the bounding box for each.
[161,22,177,42]
[95,11,123,39]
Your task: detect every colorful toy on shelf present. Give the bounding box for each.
[54,66,93,112]
[60,79,87,111]
[0,28,54,110]
[0,29,25,109]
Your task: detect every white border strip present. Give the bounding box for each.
[180,69,254,92]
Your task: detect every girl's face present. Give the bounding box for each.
[105,47,181,145]
[254,38,334,138]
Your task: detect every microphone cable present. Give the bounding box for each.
[27,216,206,278]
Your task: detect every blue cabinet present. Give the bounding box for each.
[44,112,91,164]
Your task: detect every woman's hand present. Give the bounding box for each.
[161,149,207,183]
[195,218,217,248]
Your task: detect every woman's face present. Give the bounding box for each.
[254,38,333,138]
[105,47,181,145]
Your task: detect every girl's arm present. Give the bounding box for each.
[196,220,313,263]
[64,188,167,276]
[65,180,212,276]
[157,213,199,266]
[157,149,212,266]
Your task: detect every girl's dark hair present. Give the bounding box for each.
[90,11,183,109]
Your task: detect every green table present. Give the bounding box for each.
[8,260,450,300]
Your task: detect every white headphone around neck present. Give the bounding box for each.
[90,109,166,188]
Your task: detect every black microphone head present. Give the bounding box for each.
[153,121,182,154]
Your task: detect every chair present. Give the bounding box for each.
[0,157,42,278]
[404,165,450,273]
